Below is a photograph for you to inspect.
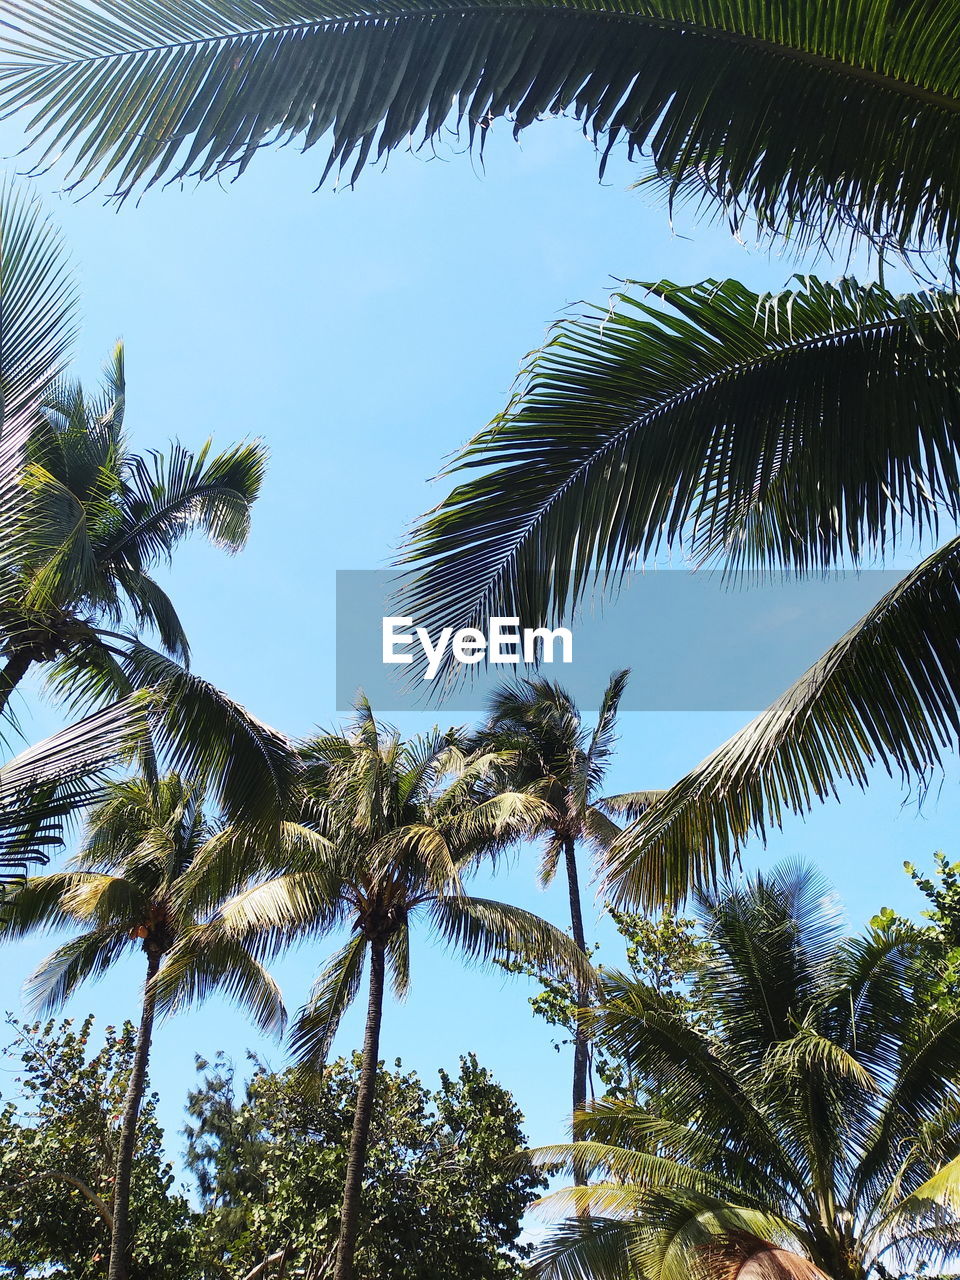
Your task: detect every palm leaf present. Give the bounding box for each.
[531,1213,636,1280]
[152,921,287,1033]
[402,278,960,656]
[607,536,960,910]
[123,640,299,826]
[0,175,77,427]
[7,0,960,264]
[288,931,367,1067]
[430,893,597,987]
[21,924,132,1011]
[0,696,148,895]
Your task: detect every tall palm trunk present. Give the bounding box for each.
[563,836,589,1187]
[107,947,161,1280]
[333,938,386,1280]
[0,647,35,719]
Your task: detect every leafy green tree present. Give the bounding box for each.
[511,906,711,1100]
[5,1,960,269]
[872,852,960,1015]
[3,775,286,1280]
[475,673,648,1149]
[185,1050,544,1279]
[0,1015,198,1279]
[532,863,960,1280]
[172,697,592,1280]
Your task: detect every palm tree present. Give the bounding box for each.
[398,275,960,908]
[4,1,960,269]
[532,863,960,1280]
[172,697,594,1280]
[476,672,648,1150]
[2,774,286,1280]
[0,178,297,827]
[1,341,300,823]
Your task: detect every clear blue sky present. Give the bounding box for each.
[0,112,954,1198]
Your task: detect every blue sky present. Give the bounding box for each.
[0,112,955,1194]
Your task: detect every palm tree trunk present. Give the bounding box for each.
[107,947,161,1280]
[0,647,36,719]
[563,837,590,1187]
[333,939,386,1280]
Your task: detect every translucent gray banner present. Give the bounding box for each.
[335,569,902,712]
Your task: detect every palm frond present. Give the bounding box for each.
[0,696,148,895]
[123,640,299,826]
[102,437,266,568]
[429,893,597,987]
[8,0,960,265]
[607,536,960,910]
[22,925,132,1012]
[153,921,287,1033]
[0,175,77,426]
[531,1213,636,1280]
[288,932,367,1068]
[402,279,960,657]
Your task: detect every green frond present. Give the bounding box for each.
[529,1140,746,1200]
[8,0,960,266]
[288,932,367,1068]
[0,176,77,426]
[402,279,960,658]
[607,536,960,909]
[429,894,597,988]
[153,922,287,1034]
[123,640,299,826]
[219,870,349,946]
[22,926,133,1013]
[101,437,267,568]
[531,1214,637,1280]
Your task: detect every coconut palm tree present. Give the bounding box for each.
[0,178,297,828]
[2,773,286,1280]
[4,1,960,269]
[1,341,300,824]
[476,672,649,1152]
[168,697,594,1280]
[531,863,960,1280]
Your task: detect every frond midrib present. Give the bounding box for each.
[8,3,960,119]
[417,299,955,605]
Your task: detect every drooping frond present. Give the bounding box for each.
[430,893,597,988]
[0,697,148,896]
[607,536,960,909]
[124,641,299,826]
[8,0,960,265]
[152,921,287,1033]
[402,279,960,651]
[22,925,133,1012]
[288,932,367,1068]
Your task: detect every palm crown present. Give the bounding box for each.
[533,864,960,1280]
[3,774,284,1028]
[174,697,593,1280]
[2,344,265,707]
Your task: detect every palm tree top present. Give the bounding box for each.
[175,697,595,1068]
[533,862,960,1280]
[3,773,286,1034]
